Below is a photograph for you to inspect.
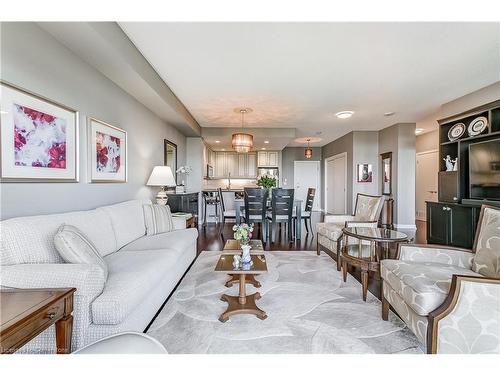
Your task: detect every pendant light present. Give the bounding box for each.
[304,139,313,159]
[232,108,254,153]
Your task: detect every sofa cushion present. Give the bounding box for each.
[98,200,146,249]
[381,259,480,316]
[54,224,108,279]
[1,209,116,265]
[120,228,198,253]
[92,249,179,325]
[316,222,343,241]
[143,204,174,236]
[472,206,500,279]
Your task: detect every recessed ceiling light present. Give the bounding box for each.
[384,112,395,117]
[415,128,424,135]
[215,140,220,143]
[261,147,266,150]
[264,140,270,144]
[335,111,354,119]
[221,148,225,151]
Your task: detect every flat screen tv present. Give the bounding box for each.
[469,138,500,201]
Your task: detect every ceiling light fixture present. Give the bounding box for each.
[232,108,254,153]
[304,139,313,159]
[261,147,266,150]
[264,140,269,144]
[384,112,395,117]
[335,111,354,119]
[415,128,424,135]
[215,140,220,143]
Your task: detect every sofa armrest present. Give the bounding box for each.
[428,275,500,353]
[0,263,106,299]
[398,244,474,269]
[324,215,355,223]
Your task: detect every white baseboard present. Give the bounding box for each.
[394,224,417,230]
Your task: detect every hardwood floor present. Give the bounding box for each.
[196,214,428,300]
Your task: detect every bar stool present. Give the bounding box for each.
[202,190,222,226]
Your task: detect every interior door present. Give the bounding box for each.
[294,161,320,210]
[416,151,438,221]
[326,155,346,214]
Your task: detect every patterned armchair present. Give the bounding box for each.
[381,205,500,353]
[316,193,385,271]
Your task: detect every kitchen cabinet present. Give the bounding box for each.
[257,151,279,167]
[212,151,257,178]
[426,201,481,249]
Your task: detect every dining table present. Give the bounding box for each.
[234,198,303,240]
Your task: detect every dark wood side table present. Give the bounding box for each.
[341,227,409,301]
[0,288,76,354]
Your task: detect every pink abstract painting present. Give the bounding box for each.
[13,104,67,169]
[96,131,121,173]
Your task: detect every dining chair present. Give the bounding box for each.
[218,187,237,228]
[267,188,294,243]
[293,187,315,236]
[202,190,222,226]
[243,187,269,241]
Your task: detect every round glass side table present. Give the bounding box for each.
[341,227,409,301]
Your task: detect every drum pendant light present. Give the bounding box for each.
[232,108,253,153]
[305,139,313,159]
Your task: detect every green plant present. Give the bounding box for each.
[257,175,277,189]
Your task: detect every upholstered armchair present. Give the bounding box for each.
[316,193,385,270]
[381,205,500,353]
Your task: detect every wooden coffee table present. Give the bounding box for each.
[222,239,264,287]
[214,254,268,322]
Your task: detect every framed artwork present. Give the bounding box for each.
[0,81,78,182]
[381,152,392,195]
[88,118,127,182]
[357,163,373,183]
[164,139,177,183]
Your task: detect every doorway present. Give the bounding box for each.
[325,152,347,214]
[416,150,439,220]
[294,161,321,211]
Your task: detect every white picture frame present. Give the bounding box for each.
[0,81,79,182]
[88,118,127,183]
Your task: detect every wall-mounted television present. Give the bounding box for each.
[469,138,500,201]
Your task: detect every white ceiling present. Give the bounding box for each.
[120,22,500,147]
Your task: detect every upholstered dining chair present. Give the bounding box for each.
[218,187,237,228]
[243,187,269,241]
[292,187,315,236]
[267,188,295,243]
[380,204,500,353]
[316,193,385,271]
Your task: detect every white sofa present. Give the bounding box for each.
[0,199,198,353]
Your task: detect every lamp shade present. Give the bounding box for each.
[146,166,176,187]
[232,133,253,153]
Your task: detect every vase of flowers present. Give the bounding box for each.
[176,165,192,193]
[233,223,254,264]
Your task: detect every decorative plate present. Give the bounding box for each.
[448,123,466,141]
[468,116,488,137]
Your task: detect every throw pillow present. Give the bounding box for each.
[472,207,500,278]
[54,224,108,279]
[143,204,174,236]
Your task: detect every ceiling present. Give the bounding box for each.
[120,22,500,147]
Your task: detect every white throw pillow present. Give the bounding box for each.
[143,204,174,236]
[54,224,108,279]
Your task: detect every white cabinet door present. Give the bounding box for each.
[226,153,238,177]
[215,152,226,178]
[268,151,279,167]
[247,153,257,178]
[238,154,247,177]
[257,151,268,167]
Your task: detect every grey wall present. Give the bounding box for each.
[352,131,380,208]
[416,130,439,153]
[321,132,354,213]
[0,22,186,219]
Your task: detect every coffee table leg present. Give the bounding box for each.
[55,314,73,354]
[225,274,261,288]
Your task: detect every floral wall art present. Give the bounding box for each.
[1,82,78,181]
[89,118,127,182]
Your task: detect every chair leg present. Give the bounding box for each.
[336,239,342,271]
[316,236,320,255]
[361,270,369,301]
[304,217,309,233]
[342,260,347,282]
[382,294,390,321]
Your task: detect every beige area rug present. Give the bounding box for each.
[147,251,423,354]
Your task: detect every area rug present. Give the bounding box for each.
[147,251,423,354]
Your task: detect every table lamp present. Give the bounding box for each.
[147,166,176,205]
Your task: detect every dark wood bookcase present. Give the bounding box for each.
[426,99,500,249]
